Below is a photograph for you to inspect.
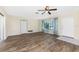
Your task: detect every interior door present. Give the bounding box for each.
[0,15,4,40]
[20,20,27,34]
[61,17,74,37]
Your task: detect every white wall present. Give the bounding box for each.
[6,16,42,36]
[58,8,79,40]
[0,7,42,37]
[58,12,74,36]
[27,19,41,33]
[74,12,79,39]
[6,15,20,36]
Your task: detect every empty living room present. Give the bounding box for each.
[0,6,79,52]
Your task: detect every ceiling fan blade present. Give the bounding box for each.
[48,11,51,15]
[38,10,45,11]
[42,11,46,14]
[49,9,57,11]
[35,12,39,14]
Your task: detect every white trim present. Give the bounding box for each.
[3,17,7,40]
[0,15,6,41]
[57,35,79,46]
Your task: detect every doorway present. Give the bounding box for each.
[20,20,27,34]
[0,14,5,41]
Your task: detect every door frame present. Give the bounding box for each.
[0,15,6,41]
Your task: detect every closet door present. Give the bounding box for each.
[20,20,27,34]
[61,17,74,37]
[0,15,4,40]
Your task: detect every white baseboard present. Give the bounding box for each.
[7,31,42,37]
[57,36,79,46]
[7,33,21,37]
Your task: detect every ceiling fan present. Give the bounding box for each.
[36,6,57,15]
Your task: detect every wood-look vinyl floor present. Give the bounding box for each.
[0,32,79,52]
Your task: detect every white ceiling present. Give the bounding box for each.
[3,6,79,19]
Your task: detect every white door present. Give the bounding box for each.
[20,20,27,34]
[0,15,4,41]
[61,17,74,37]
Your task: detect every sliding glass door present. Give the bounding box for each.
[42,18,58,34]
